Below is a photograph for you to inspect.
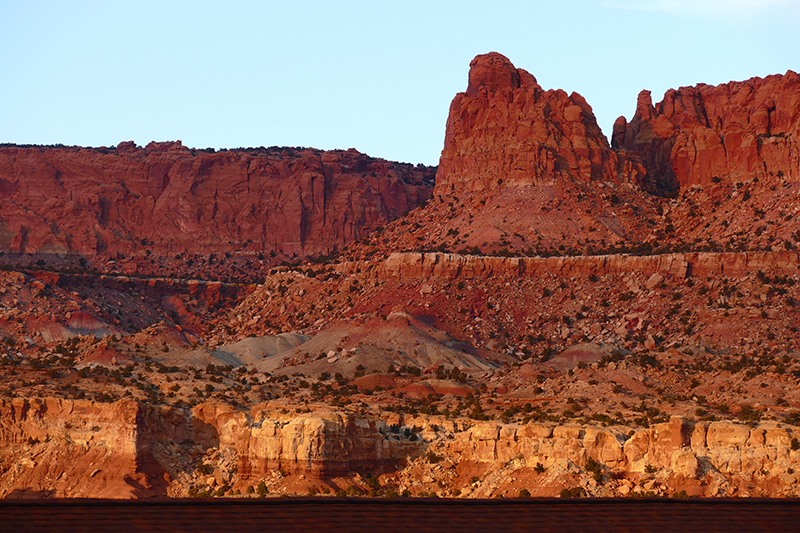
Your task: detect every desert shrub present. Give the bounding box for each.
[738,404,761,423]
[560,487,586,498]
[585,457,603,482]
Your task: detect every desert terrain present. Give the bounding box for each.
[1,53,800,499]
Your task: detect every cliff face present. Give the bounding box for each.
[614,71,800,190]
[0,398,167,498]
[0,398,424,498]
[190,403,424,480]
[427,416,800,497]
[381,250,799,281]
[0,142,434,258]
[435,52,645,197]
[3,397,799,498]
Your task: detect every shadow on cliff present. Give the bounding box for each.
[189,418,220,450]
[4,489,55,499]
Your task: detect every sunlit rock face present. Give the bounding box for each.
[436,52,646,198]
[0,143,434,258]
[615,70,800,191]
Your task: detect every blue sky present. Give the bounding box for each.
[1,0,798,165]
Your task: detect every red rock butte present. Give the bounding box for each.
[436,52,646,197]
[439,53,799,200]
[0,143,434,258]
[614,70,800,191]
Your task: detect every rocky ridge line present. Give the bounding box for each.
[614,70,800,191]
[3,397,800,498]
[0,143,434,260]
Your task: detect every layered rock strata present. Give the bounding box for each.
[614,71,800,190]
[3,397,799,498]
[190,403,424,479]
[435,52,646,197]
[381,251,799,281]
[0,398,168,498]
[0,398,424,498]
[426,416,800,497]
[0,143,434,257]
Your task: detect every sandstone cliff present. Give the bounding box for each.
[419,415,800,497]
[614,71,800,191]
[190,402,424,481]
[0,143,434,258]
[436,52,646,197]
[0,398,424,498]
[3,397,799,498]
[0,398,167,498]
[381,250,799,281]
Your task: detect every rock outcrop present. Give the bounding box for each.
[614,71,800,190]
[0,398,168,498]
[0,398,424,498]
[3,397,799,498]
[436,52,645,197]
[191,403,424,480]
[0,143,434,258]
[381,250,799,281]
[434,416,800,496]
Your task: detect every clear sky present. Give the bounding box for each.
[1,0,798,166]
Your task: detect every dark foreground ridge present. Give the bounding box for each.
[1,498,799,533]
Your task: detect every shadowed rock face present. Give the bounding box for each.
[0,143,435,258]
[0,398,169,498]
[436,52,646,197]
[614,70,800,191]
